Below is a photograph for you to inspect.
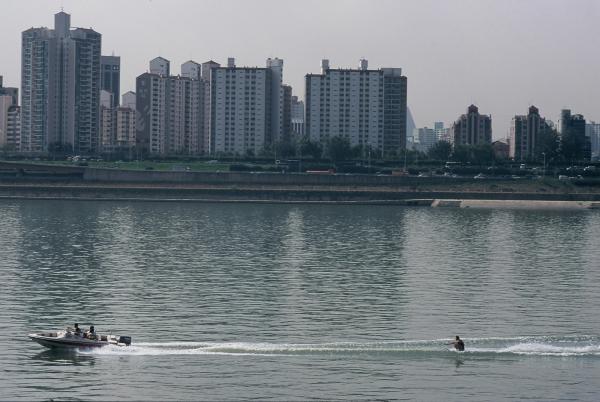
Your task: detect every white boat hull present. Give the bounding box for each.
[29,330,131,349]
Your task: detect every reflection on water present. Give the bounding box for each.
[454,357,465,369]
[1,200,600,401]
[31,349,96,367]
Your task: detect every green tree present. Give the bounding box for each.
[471,144,495,165]
[560,127,589,163]
[274,141,296,159]
[245,148,255,159]
[299,137,323,160]
[451,144,471,163]
[326,136,353,165]
[428,140,452,161]
[534,126,559,162]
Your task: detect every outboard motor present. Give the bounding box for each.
[118,336,132,346]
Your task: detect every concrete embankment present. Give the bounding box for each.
[1,163,600,208]
[1,182,600,209]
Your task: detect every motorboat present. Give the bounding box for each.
[29,327,131,349]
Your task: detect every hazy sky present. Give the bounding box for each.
[1,0,599,138]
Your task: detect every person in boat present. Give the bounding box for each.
[448,335,465,351]
[85,325,96,340]
[74,323,82,336]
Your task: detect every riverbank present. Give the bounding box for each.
[2,162,600,208]
[1,181,600,209]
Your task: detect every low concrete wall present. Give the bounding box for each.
[0,161,85,174]
[2,184,600,203]
[82,168,481,187]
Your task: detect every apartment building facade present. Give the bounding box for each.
[451,104,492,146]
[21,11,101,154]
[305,59,407,156]
[509,106,549,161]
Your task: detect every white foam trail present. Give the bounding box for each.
[499,343,600,356]
[79,337,600,357]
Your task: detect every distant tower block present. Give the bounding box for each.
[359,58,368,70]
[321,59,330,74]
[227,57,235,68]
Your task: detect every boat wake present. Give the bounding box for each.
[80,336,600,357]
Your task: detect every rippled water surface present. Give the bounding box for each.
[1,200,600,401]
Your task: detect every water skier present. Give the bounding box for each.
[448,335,465,351]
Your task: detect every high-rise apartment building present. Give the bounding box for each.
[20,26,53,152]
[266,58,284,143]
[451,105,492,146]
[99,90,114,151]
[406,107,416,144]
[21,11,101,154]
[0,77,20,150]
[101,55,120,107]
[115,105,136,149]
[509,106,550,161]
[282,84,292,144]
[415,127,437,152]
[136,67,167,155]
[587,122,600,160]
[98,89,137,153]
[382,67,407,152]
[166,75,204,155]
[434,121,450,142]
[291,95,305,138]
[305,59,407,155]
[136,58,204,156]
[200,60,220,154]
[0,76,19,105]
[0,96,16,149]
[120,91,136,150]
[136,56,287,156]
[559,109,589,161]
[209,58,275,155]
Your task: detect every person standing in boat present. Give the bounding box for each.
[74,323,82,336]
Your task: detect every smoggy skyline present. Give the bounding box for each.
[1,0,598,139]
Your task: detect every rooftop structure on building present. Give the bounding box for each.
[149,57,170,76]
[122,91,136,110]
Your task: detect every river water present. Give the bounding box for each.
[0,200,599,401]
